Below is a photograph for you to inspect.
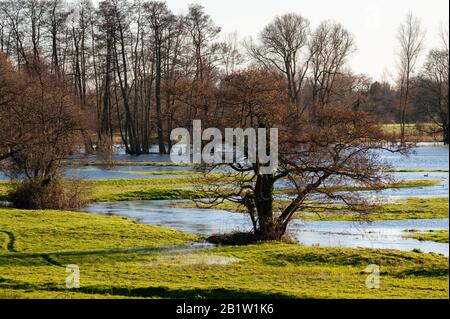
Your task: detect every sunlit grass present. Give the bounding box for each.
[0,208,447,299]
[0,207,198,253]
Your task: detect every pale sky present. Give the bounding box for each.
[163,0,449,82]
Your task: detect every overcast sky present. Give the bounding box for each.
[160,0,449,82]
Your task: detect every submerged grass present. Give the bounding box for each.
[0,208,447,299]
[172,197,449,221]
[403,230,449,243]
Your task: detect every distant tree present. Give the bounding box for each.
[145,1,176,154]
[396,12,425,143]
[364,81,398,123]
[308,20,355,109]
[184,4,220,83]
[415,49,449,144]
[247,13,310,109]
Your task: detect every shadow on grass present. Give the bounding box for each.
[0,278,292,299]
[0,243,213,267]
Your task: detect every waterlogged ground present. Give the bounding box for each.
[379,144,448,171]
[85,200,449,256]
[0,144,448,299]
[1,144,449,255]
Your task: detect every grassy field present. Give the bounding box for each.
[403,230,449,243]
[382,123,442,142]
[0,208,448,299]
[172,197,449,221]
[0,208,198,253]
[1,178,442,202]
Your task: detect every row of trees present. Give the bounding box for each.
[395,13,448,143]
[0,0,228,154]
[1,1,447,238]
[2,0,446,154]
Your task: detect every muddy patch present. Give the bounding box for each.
[145,253,242,266]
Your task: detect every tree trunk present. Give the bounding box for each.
[253,174,282,240]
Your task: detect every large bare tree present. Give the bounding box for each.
[194,68,401,241]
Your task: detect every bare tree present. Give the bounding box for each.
[416,48,449,144]
[195,68,401,241]
[396,12,425,143]
[145,1,175,154]
[308,20,355,109]
[45,0,72,73]
[248,13,310,109]
[219,31,242,76]
[0,0,29,67]
[0,55,89,209]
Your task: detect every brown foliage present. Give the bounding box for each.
[10,177,91,210]
[0,53,91,209]
[194,67,404,242]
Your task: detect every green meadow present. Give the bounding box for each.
[0,207,447,299]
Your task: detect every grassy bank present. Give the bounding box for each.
[0,208,447,299]
[403,230,449,243]
[85,178,444,202]
[2,178,441,202]
[172,197,449,221]
[0,208,198,253]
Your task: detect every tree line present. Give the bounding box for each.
[0,0,448,158]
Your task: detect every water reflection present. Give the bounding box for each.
[84,200,449,256]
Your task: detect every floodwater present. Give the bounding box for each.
[3,143,449,255]
[1,144,447,180]
[85,199,449,256]
[82,144,448,254]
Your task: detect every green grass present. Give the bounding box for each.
[0,207,198,253]
[403,230,449,243]
[382,123,440,135]
[0,178,443,202]
[172,197,449,221]
[0,208,447,299]
[0,178,208,202]
[382,123,419,134]
[382,123,443,142]
[88,178,210,201]
[90,178,443,202]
